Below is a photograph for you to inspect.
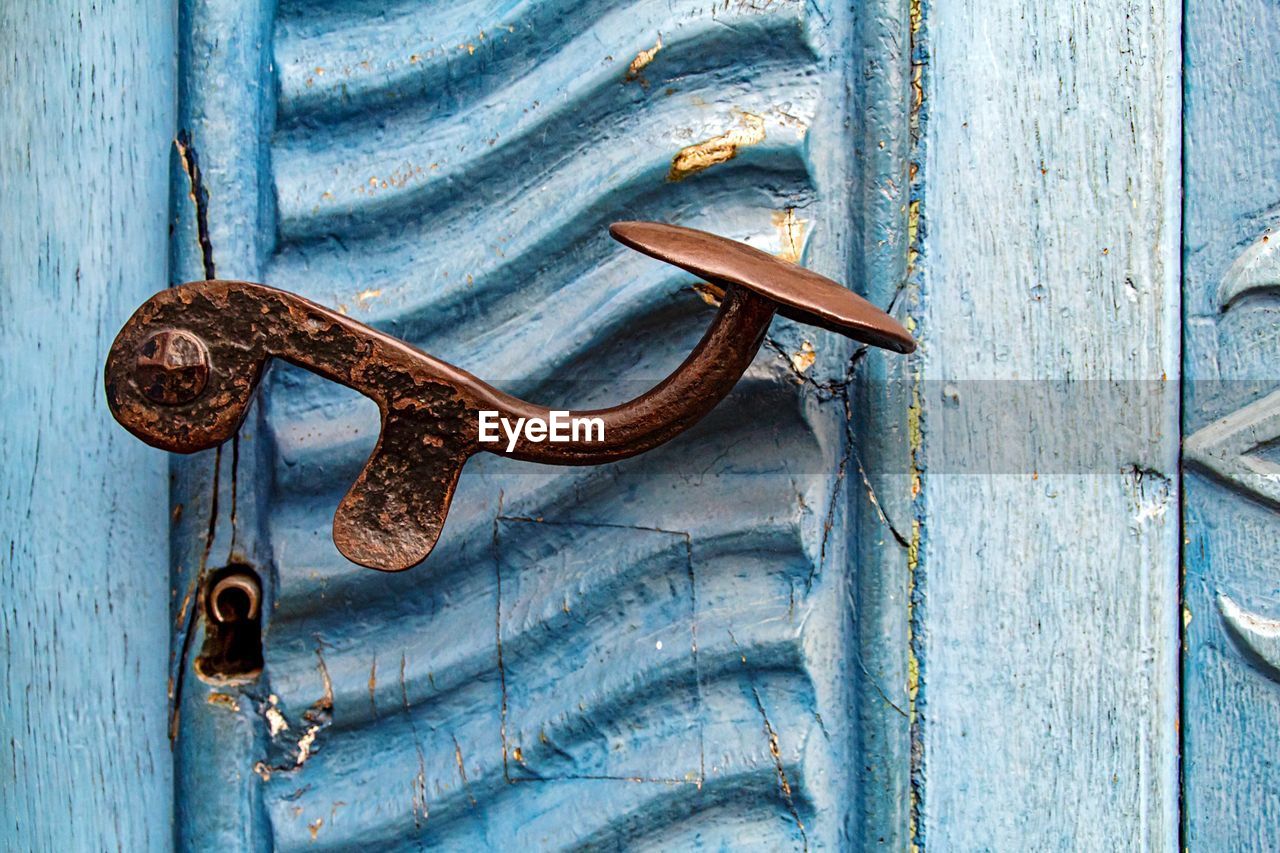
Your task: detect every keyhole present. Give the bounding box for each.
[215,586,252,620]
[195,564,264,683]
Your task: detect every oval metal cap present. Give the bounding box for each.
[610,221,916,354]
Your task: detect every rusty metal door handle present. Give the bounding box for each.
[104,222,914,571]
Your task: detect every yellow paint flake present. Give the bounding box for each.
[308,818,323,840]
[772,208,809,263]
[626,35,663,81]
[668,112,766,181]
[691,281,724,306]
[907,199,921,273]
[356,288,382,309]
[207,692,240,713]
[790,340,816,373]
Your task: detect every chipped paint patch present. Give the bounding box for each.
[265,694,289,737]
[1124,465,1172,528]
[668,112,766,181]
[295,723,322,766]
[790,340,816,373]
[772,208,809,263]
[691,281,725,306]
[626,35,662,81]
[207,692,240,713]
[355,288,382,309]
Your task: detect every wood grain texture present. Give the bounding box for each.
[169,0,916,848]
[913,0,1181,848]
[168,0,278,848]
[0,2,175,849]
[1183,0,1280,846]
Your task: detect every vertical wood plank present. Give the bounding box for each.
[0,2,175,849]
[913,0,1181,847]
[167,0,277,847]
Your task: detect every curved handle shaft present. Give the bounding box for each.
[105,280,774,569]
[104,222,913,571]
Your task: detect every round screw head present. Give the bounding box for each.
[135,329,210,405]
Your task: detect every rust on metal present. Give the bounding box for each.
[134,329,211,405]
[104,222,914,572]
[209,571,261,624]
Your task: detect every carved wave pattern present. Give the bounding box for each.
[258,0,855,848]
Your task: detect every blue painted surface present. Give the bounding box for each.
[0,1,175,849]
[169,0,915,848]
[7,0,1246,847]
[1183,0,1280,845]
[169,0,278,848]
[914,0,1181,847]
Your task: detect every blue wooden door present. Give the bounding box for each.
[1182,0,1280,846]
[165,0,915,849]
[25,0,1280,848]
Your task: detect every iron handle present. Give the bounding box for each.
[104,221,914,571]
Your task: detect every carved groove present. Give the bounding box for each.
[256,0,854,846]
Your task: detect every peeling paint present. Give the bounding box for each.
[690,281,724,307]
[790,340,816,373]
[772,208,810,264]
[668,112,766,181]
[295,724,322,766]
[625,35,662,81]
[265,694,289,737]
[207,692,240,713]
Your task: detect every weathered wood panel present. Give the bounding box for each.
[0,2,175,849]
[1182,0,1280,846]
[170,0,916,848]
[913,0,1181,847]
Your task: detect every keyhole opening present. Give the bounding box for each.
[195,564,264,684]
[215,586,252,621]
